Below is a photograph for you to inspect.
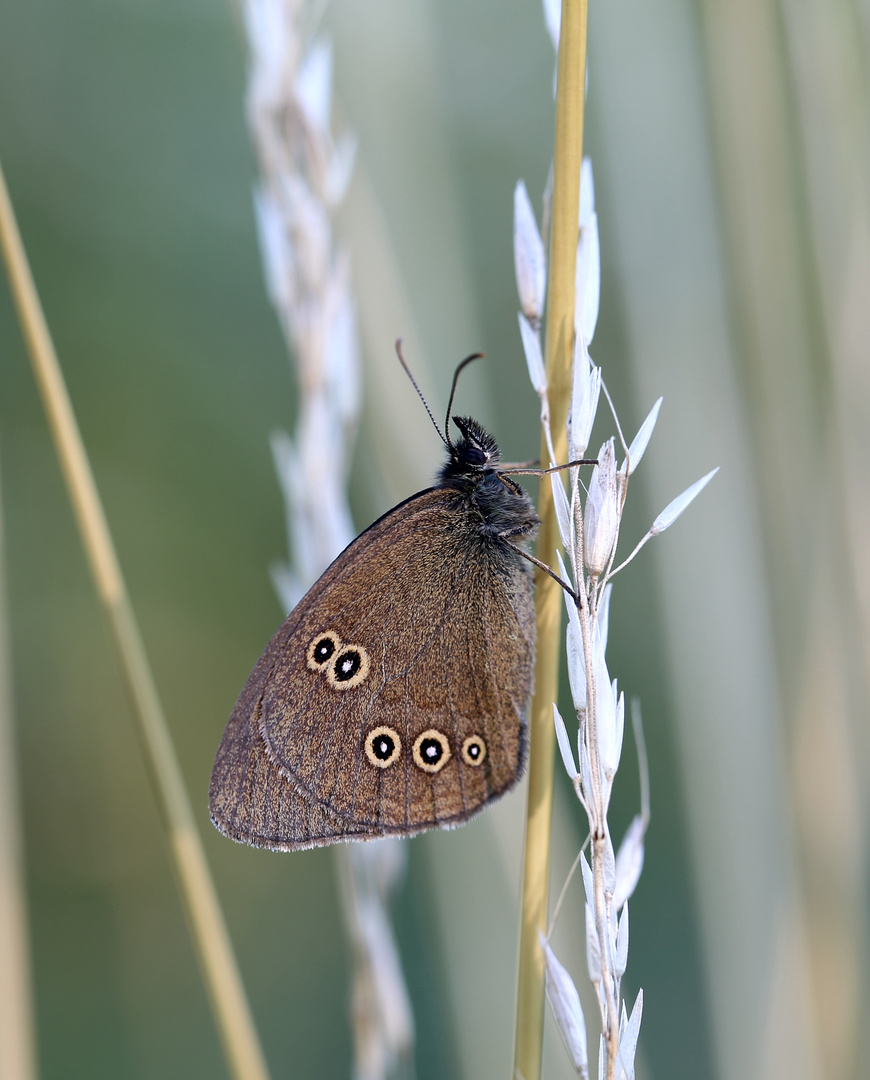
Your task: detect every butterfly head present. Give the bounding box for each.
[438,415,504,486]
[438,412,539,537]
[450,416,501,470]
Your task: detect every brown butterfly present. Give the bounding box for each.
[209,354,583,851]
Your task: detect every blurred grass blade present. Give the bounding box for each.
[0,450,37,1080]
[698,0,870,1074]
[0,158,271,1080]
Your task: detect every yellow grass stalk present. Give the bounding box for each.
[0,451,38,1080]
[0,158,271,1080]
[513,3,587,1078]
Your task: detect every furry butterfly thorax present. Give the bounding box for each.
[209,386,542,851]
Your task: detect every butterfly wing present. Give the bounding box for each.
[209,487,535,850]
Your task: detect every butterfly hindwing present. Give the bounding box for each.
[209,487,534,849]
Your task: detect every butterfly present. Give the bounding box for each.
[209,353,585,851]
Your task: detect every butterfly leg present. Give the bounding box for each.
[500,534,583,605]
[498,520,538,540]
[498,457,540,470]
[500,458,597,477]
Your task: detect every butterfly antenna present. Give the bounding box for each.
[445,352,484,449]
[395,339,449,450]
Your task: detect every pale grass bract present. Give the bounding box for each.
[242,1,413,1076]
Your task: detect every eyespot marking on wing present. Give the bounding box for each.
[306,630,342,671]
[364,726,401,768]
[461,735,487,766]
[412,729,451,773]
[327,644,371,690]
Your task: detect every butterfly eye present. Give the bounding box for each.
[412,729,452,773]
[364,726,401,769]
[306,630,342,671]
[461,735,487,766]
[465,445,487,466]
[326,644,371,690]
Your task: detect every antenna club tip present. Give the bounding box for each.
[394,338,411,374]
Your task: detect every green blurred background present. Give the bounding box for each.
[1,1,868,1078]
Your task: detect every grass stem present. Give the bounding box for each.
[0,157,271,1080]
[0,450,38,1080]
[513,4,591,1075]
[513,3,587,1078]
